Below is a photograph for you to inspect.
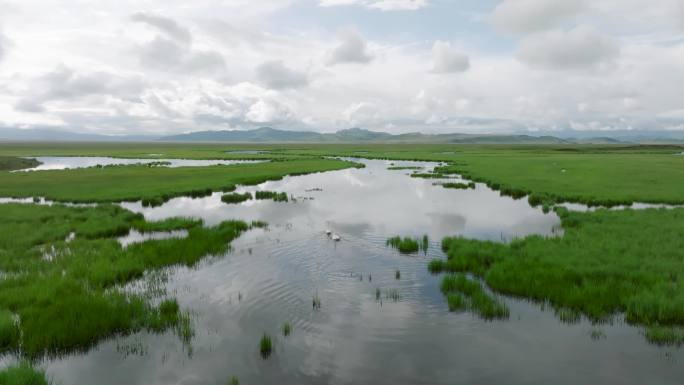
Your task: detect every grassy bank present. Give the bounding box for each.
[0,158,356,204]
[0,203,253,358]
[431,207,684,342]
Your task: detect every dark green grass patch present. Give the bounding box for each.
[221,192,253,204]
[436,207,684,342]
[387,166,422,170]
[0,156,40,172]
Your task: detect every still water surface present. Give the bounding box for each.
[9,159,684,384]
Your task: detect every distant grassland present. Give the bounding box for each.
[0,158,357,204]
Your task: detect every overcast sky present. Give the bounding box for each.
[0,0,683,135]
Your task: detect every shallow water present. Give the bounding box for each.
[5,159,684,384]
[17,156,264,171]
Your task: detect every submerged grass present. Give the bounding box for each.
[0,203,253,358]
[254,190,288,202]
[282,322,292,337]
[440,274,509,320]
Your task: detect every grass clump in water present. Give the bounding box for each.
[387,166,422,171]
[282,322,292,337]
[221,192,252,204]
[395,270,401,280]
[260,334,272,358]
[410,172,445,179]
[228,376,239,385]
[255,191,288,202]
[386,235,429,254]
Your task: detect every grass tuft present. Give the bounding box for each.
[260,334,272,358]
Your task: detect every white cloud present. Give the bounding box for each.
[131,12,192,45]
[319,0,428,11]
[255,60,308,89]
[518,25,619,70]
[493,0,585,34]
[431,41,470,73]
[328,30,374,65]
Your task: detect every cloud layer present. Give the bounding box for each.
[0,0,682,135]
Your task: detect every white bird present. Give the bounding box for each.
[331,233,341,241]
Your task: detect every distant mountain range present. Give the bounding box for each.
[1,126,683,144]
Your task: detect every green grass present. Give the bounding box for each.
[221,192,252,204]
[0,156,40,171]
[254,190,289,202]
[0,158,356,204]
[386,235,428,254]
[436,207,684,340]
[228,376,239,385]
[259,334,272,358]
[0,203,253,358]
[0,363,48,385]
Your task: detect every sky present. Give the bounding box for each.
[0,0,683,136]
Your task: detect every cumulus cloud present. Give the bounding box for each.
[493,0,585,34]
[132,13,225,75]
[319,0,428,11]
[255,60,308,89]
[131,12,192,44]
[14,65,145,113]
[0,31,8,63]
[328,30,373,65]
[517,25,619,70]
[431,41,470,73]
